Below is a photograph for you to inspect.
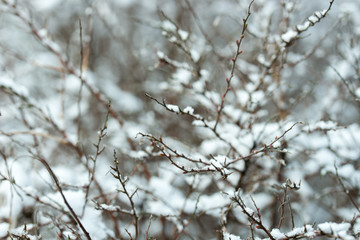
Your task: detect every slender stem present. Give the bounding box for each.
[37,156,92,240]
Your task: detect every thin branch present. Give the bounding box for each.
[330,65,360,106]
[214,0,255,131]
[36,156,92,240]
[232,193,275,240]
[334,164,360,213]
[228,122,301,166]
[111,150,139,238]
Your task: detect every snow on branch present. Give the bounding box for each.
[281,0,335,45]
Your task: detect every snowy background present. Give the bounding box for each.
[0,0,360,239]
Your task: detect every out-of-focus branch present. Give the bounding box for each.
[36,156,92,240]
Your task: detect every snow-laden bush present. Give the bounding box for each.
[0,0,359,239]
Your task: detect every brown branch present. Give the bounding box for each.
[231,193,275,240]
[214,0,255,131]
[36,156,92,240]
[111,150,139,238]
[334,164,360,213]
[228,122,302,166]
[145,93,241,155]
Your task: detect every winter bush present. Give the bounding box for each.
[0,0,359,239]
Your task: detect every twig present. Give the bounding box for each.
[77,19,84,143]
[111,150,139,238]
[232,193,275,240]
[145,215,153,240]
[145,93,241,155]
[36,156,92,240]
[83,103,110,215]
[214,0,255,131]
[229,122,301,166]
[330,65,360,106]
[183,0,223,61]
[334,164,360,213]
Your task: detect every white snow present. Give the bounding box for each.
[196,192,230,214]
[42,37,62,53]
[318,222,352,238]
[112,0,134,7]
[213,16,221,27]
[305,121,337,131]
[314,11,323,18]
[63,231,77,239]
[183,106,194,114]
[257,54,270,67]
[190,49,200,62]
[103,81,143,114]
[355,88,360,98]
[146,175,185,215]
[210,159,223,169]
[178,29,189,40]
[205,91,221,105]
[0,74,29,97]
[281,29,298,43]
[251,90,265,103]
[223,232,242,240]
[244,207,255,216]
[173,68,192,84]
[98,203,121,211]
[168,36,177,42]
[40,190,85,216]
[296,21,311,31]
[129,150,148,159]
[37,28,48,38]
[308,15,319,23]
[162,20,177,32]
[157,50,165,59]
[271,228,286,239]
[286,226,307,237]
[192,120,205,127]
[236,90,250,106]
[0,1,359,239]
[0,222,9,238]
[304,226,317,238]
[270,225,317,238]
[9,224,36,238]
[200,138,228,155]
[31,0,61,11]
[192,80,205,92]
[166,104,180,113]
[82,206,114,239]
[85,7,93,15]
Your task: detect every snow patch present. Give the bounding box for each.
[178,29,189,40]
[162,20,176,32]
[190,49,200,62]
[173,69,192,84]
[166,104,180,113]
[281,29,298,43]
[271,228,286,239]
[223,232,242,240]
[0,223,9,238]
[318,222,352,238]
[31,0,61,11]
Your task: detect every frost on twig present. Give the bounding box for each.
[281,0,334,45]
